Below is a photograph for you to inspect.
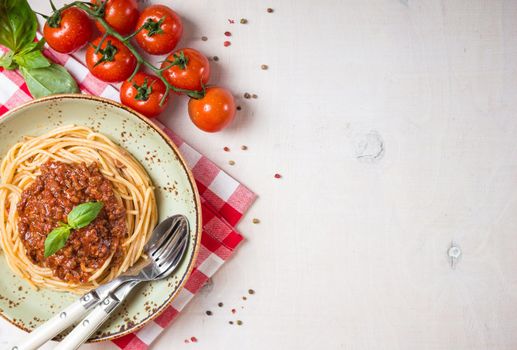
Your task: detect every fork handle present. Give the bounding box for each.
[11,291,98,350]
[54,294,121,350]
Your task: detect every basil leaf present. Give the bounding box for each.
[20,63,79,98]
[0,50,16,70]
[34,38,46,51]
[0,0,37,52]
[13,50,50,69]
[44,225,71,258]
[67,202,104,229]
[16,42,38,55]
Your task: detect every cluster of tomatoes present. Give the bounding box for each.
[42,0,235,132]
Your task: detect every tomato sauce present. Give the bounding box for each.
[17,161,127,283]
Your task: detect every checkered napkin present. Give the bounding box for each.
[0,45,256,349]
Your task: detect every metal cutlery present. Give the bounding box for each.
[13,214,189,350]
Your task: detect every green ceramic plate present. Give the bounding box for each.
[0,94,202,342]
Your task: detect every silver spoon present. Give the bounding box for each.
[55,215,189,349]
[14,215,189,350]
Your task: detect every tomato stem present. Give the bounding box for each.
[34,11,50,20]
[133,78,154,101]
[123,23,146,41]
[161,85,170,106]
[142,17,165,37]
[162,50,188,70]
[129,61,142,81]
[94,32,108,54]
[93,40,119,67]
[48,1,206,101]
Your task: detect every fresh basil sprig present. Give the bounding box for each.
[20,63,80,97]
[0,0,79,98]
[44,201,104,258]
[44,224,71,258]
[0,0,37,52]
[67,202,104,229]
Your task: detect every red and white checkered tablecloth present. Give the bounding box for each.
[0,45,256,349]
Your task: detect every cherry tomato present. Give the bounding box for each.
[120,72,169,118]
[160,48,210,92]
[85,36,137,82]
[135,5,183,55]
[43,7,93,54]
[188,87,236,132]
[91,0,140,36]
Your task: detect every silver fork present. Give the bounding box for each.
[13,215,189,350]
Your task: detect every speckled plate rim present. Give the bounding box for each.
[0,93,203,343]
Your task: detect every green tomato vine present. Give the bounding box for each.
[45,0,206,105]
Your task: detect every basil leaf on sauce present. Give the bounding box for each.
[20,63,79,98]
[67,201,104,229]
[44,225,71,258]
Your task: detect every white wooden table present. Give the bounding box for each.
[4,0,517,348]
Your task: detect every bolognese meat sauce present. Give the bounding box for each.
[17,161,127,283]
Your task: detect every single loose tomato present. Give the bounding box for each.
[91,0,140,36]
[188,87,236,132]
[86,36,137,82]
[160,48,210,92]
[135,5,183,55]
[43,7,93,54]
[120,72,169,118]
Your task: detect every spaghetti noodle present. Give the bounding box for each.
[0,125,157,293]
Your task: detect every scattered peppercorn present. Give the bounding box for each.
[267,8,274,13]
[206,310,213,316]
[261,64,268,70]
[237,105,242,111]
[231,308,236,314]
[224,41,231,47]
[224,31,232,37]
[229,321,234,325]
[274,173,282,179]
[240,18,248,24]
[252,94,258,99]
[248,289,255,295]
[242,296,247,301]
[252,218,260,224]
[237,320,243,326]
[201,36,208,41]
[241,145,248,150]
[213,56,219,61]
[218,302,224,307]
[244,92,251,99]
[223,146,230,152]
[229,160,235,166]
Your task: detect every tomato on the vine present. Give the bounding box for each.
[135,5,183,55]
[188,87,236,132]
[120,72,169,118]
[91,0,140,36]
[43,7,93,54]
[85,36,137,82]
[160,48,210,92]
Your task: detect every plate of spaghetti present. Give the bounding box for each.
[0,94,201,342]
